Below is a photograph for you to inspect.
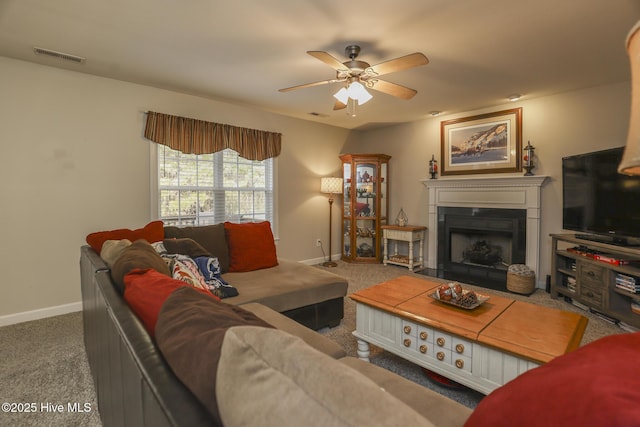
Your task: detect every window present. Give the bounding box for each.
[155,145,274,227]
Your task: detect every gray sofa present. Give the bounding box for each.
[80,224,472,426]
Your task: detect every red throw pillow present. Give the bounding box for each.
[224,221,278,272]
[123,268,216,337]
[86,220,164,253]
[464,332,640,427]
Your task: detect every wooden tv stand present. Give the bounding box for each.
[350,276,587,395]
[550,233,640,329]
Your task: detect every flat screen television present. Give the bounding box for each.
[562,146,640,246]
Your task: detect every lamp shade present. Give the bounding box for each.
[320,177,343,194]
[619,21,640,175]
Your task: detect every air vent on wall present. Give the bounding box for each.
[33,47,85,64]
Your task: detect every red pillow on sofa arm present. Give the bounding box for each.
[464,332,640,427]
[123,268,217,337]
[224,221,278,272]
[86,220,165,253]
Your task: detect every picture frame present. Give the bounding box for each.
[440,107,522,175]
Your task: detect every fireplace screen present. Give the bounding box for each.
[451,232,513,269]
[437,207,526,290]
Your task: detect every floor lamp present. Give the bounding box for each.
[320,177,343,267]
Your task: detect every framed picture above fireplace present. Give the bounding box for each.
[440,107,522,175]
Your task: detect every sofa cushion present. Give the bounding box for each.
[216,326,435,427]
[163,237,211,258]
[464,332,640,427]
[222,259,348,312]
[86,220,164,253]
[122,268,214,337]
[224,221,278,272]
[164,224,230,272]
[100,239,132,267]
[155,287,274,426]
[111,240,172,293]
[239,302,346,359]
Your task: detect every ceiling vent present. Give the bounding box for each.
[33,47,85,64]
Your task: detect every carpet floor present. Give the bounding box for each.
[0,262,624,426]
[0,312,101,427]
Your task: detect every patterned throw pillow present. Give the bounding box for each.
[194,256,239,299]
[168,254,209,291]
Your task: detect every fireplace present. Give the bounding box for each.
[421,175,548,290]
[437,207,526,290]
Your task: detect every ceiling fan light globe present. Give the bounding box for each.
[347,81,364,97]
[356,89,373,105]
[347,81,373,105]
[333,87,349,105]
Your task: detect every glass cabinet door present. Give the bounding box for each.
[380,162,387,222]
[354,163,376,260]
[340,153,390,263]
[342,163,351,258]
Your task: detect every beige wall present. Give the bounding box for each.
[0,57,349,320]
[0,54,631,321]
[346,81,631,286]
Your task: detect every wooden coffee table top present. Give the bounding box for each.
[479,300,587,363]
[350,275,588,364]
[350,275,438,309]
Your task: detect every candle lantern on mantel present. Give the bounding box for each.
[523,141,535,176]
[429,154,438,179]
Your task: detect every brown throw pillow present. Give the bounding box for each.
[155,286,274,425]
[111,239,171,294]
[100,239,132,267]
[164,224,230,272]
[163,238,211,258]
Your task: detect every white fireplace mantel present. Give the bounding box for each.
[420,175,549,287]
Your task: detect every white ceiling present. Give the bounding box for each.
[1,0,639,130]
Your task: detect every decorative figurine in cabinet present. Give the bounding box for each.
[340,153,390,263]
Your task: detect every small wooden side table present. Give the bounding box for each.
[381,225,427,271]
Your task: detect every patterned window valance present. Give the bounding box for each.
[144,111,281,160]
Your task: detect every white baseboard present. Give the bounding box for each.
[300,253,341,266]
[0,302,82,327]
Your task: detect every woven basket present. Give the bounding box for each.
[507,264,535,295]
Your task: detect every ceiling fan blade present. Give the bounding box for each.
[368,53,428,77]
[278,79,339,92]
[333,100,347,110]
[307,51,348,71]
[369,79,418,100]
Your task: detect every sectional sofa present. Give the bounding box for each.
[80,221,473,426]
[81,220,640,427]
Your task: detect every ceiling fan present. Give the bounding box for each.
[279,45,429,111]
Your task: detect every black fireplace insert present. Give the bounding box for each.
[428,207,527,291]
